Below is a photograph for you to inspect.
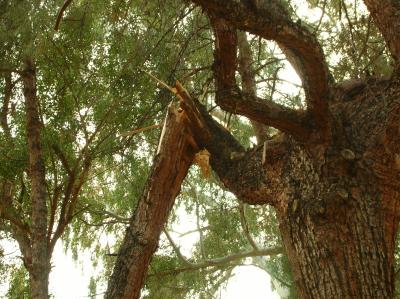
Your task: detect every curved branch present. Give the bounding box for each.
[193,0,331,138]
[54,0,74,31]
[363,0,400,65]
[237,31,269,143]
[210,18,312,141]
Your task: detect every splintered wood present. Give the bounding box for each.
[193,149,211,179]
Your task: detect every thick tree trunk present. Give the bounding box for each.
[275,146,397,298]
[105,1,400,297]
[178,74,400,298]
[22,59,50,299]
[105,103,197,299]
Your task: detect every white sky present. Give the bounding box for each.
[48,242,282,299]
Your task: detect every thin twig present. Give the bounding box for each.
[120,124,161,137]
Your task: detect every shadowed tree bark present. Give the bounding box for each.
[106,0,400,298]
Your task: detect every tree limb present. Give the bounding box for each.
[192,0,332,138]
[177,81,290,205]
[163,229,193,266]
[54,0,74,31]
[237,31,269,143]
[148,246,283,277]
[1,73,12,138]
[105,103,198,299]
[363,0,400,65]
[210,18,311,141]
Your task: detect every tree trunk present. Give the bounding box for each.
[22,59,50,299]
[178,74,400,298]
[105,103,197,299]
[104,1,400,297]
[275,145,397,298]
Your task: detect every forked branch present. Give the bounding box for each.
[192,0,331,138]
[211,19,310,140]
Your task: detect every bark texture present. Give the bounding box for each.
[363,0,400,64]
[22,59,50,299]
[105,103,197,299]
[105,1,400,298]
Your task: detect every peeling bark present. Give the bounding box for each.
[105,103,197,299]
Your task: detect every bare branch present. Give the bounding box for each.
[163,229,193,266]
[237,31,269,143]
[238,202,259,251]
[148,246,283,277]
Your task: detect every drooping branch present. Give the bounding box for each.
[105,103,198,299]
[363,0,400,65]
[192,0,331,138]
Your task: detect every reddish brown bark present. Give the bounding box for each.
[104,1,400,298]
[22,59,50,299]
[363,0,400,64]
[195,0,331,134]
[105,103,198,299]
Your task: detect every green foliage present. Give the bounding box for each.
[0,0,397,298]
[6,266,30,299]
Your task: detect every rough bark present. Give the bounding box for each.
[105,103,198,299]
[183,72,400,299]
[362,0,400,64]
[104,1,400,297]
[22,59,50,299]
[183,2,400,297]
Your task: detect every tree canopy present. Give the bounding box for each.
[1,0,399,298]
